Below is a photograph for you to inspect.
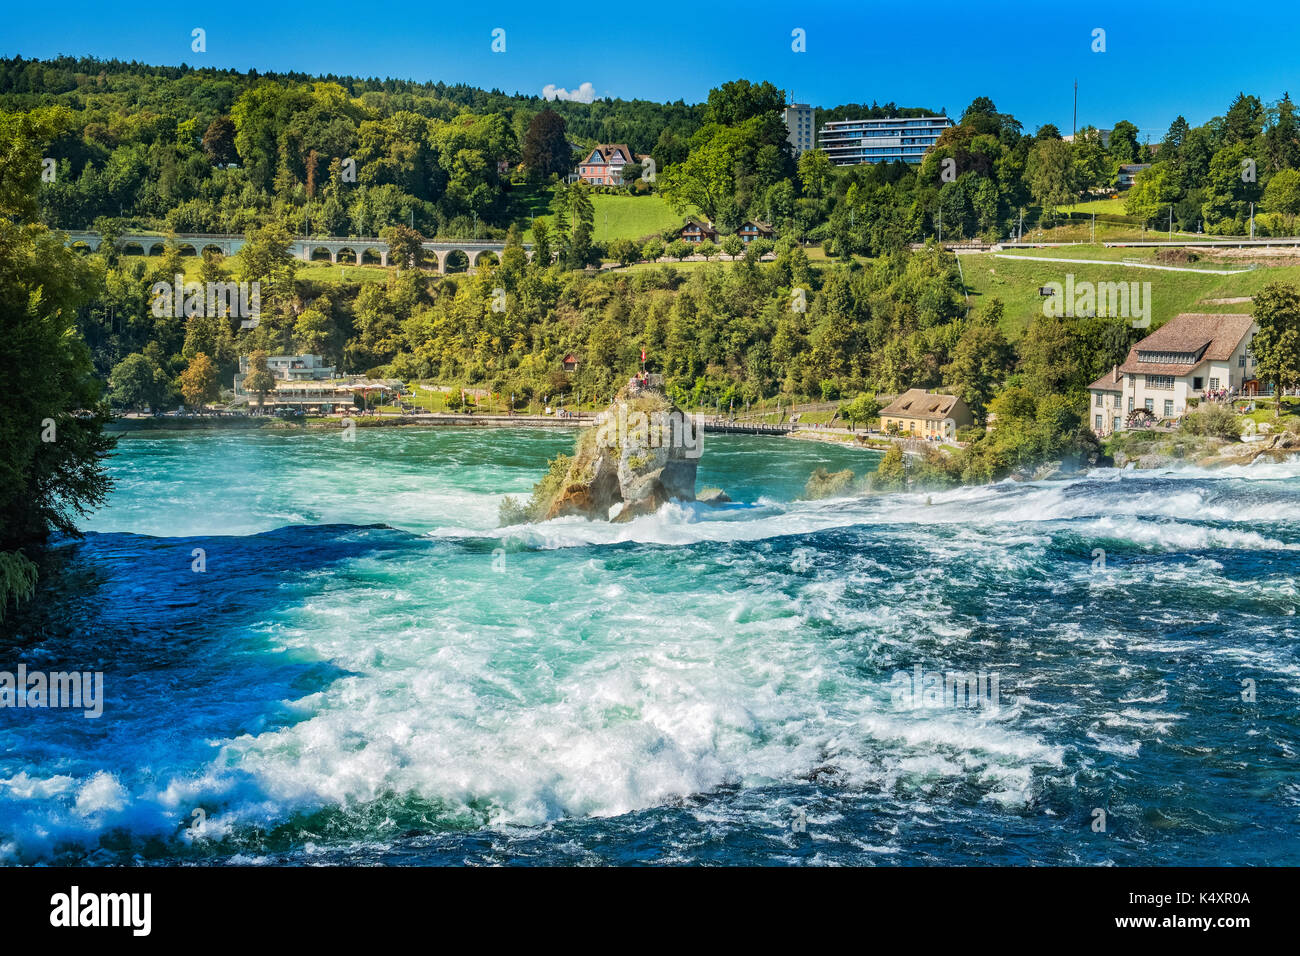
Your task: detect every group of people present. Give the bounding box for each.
[1203,386,1236,403]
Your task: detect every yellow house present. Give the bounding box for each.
[878,388,973,439]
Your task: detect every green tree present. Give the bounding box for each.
[294,297,335,355]
[522,109,571,179]
[1224,93,1265,144]
[659,125,747,221]
[1108,120,1141,165]
[797,149,834,199]
[381,223,427,270]
[239,219,298,301]
[109,352,168,410]
[1124,163,1177,224]
[608,238,640,267]
[1026,138,1075,217]
[243,350,277,411]
[0,106,116,615]
[1262,168,1300,224]
[870,443,907,491]
[553,181,594,268]
[1265,93,1300,172]
[1251,282,1300,414]
[942,302,1014,418]
[179,352,220,408]
[1202,141,1261,228]
[705,79,785,126]
[531,217,552,267]
[841,393,881,431]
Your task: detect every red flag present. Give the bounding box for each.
[641,348,646,362]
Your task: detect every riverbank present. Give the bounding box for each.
[105,412,594,432]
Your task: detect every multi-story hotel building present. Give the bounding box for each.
[782,103,814,156]
[818,115,952,166]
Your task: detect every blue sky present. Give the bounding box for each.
[5,1,1300,139]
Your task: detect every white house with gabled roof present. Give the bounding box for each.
[1087,313,1258,434]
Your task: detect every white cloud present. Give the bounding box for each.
[542,82,596,104]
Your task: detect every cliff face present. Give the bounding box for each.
[502,386,704,524]
[546,388,701,522]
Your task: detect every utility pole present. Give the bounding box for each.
[937,206,943,244]
[1091,213,1095,244]
[1073,79,1078,139]
[1250,202,1256,239]
[1169,205,1174,239]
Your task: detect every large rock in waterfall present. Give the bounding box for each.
[500,380,706,524]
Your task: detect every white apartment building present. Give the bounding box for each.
[783,103,814,156]
[234,354,336,395]
[1087,313,1258,435]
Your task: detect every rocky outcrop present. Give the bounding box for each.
[802,467,857,499]
[1108,429,1300,470]
[501,385,710,524]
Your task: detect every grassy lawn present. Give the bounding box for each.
[1238,396,1300,424]
[1059,196,1130,216]
[963,247,1300,338]
[1010,220,1199,244]
[521,188,688,243]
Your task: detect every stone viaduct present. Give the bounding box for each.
[63,231,531,274]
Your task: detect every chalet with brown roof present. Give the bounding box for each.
[678,218,718,244]
[878,388,973,440]
[737,220,774,243]
[1087,312,1258,434]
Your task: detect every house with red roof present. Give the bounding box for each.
[577,144,645,186]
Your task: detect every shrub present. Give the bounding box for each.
[499,452,573,525]
[869,444,907,491]
[803,467,856,500]
[1181,403,1241,441]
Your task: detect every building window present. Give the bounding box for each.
[1128,397,1134,412]
[1095,393,1103,407]
[1240,354,1247,367]
[1146,375,1174,390]
[1164,400,1174,417]
[1145,398,1154,412]
[1209,377,1219,389]
[1194,376,1203,390]
[1113,394,1122,409]
[1095,415,1103,431]
[1113,416,1121,432]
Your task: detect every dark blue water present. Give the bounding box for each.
[2,430,1297,865]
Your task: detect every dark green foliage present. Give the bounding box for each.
[1,107,116,615]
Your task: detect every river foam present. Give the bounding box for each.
[4,431,1298,864]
